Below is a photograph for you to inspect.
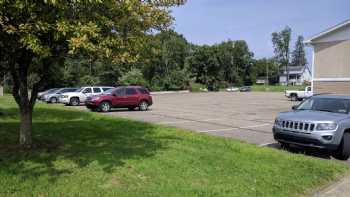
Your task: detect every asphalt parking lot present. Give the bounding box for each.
[93,92,296,146]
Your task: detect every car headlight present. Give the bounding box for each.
[316,123,337,131]
[274,118,283,127]
[61,95,68,98]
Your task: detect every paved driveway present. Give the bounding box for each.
[97,92,295,146]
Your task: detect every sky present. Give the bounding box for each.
[171,0,350,62]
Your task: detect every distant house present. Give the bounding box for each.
[279,66,312,86]
[305,19,350,94]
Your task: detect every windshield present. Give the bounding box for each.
[297,97,350,114]
[76,88,84,92]
[47,88,58,94]
[102,88,116,95]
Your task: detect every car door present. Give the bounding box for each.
[81,88,93,101]
[306,86,313,97]
[111,88,127,107]
[125,88,139,106]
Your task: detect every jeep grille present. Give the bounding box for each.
[282,120,315,132]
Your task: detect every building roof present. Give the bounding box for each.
[305,19,350,44]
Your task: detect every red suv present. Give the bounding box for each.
[85,86,153,112]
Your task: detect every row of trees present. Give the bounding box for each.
[41,30,254,91]
[49,27,307,91]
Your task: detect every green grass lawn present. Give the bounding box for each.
[252,85,306,92]
[0,95,348,196]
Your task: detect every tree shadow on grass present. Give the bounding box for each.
[0,107,178,183]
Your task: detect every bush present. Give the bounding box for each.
[81,75,101,86]
[148,69,190,91]
[119,69,147,86]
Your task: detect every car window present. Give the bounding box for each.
[115,88,125,96]
[137,88,149,94]
[307,87,311,91]
[76,88,83,92]
[93,88,101,93]
[47,88,59,94]
[61,88,76,93]
[102,88,116,95]
[313,99,349,114]
[297,98,350,114]
[126,88,137,96]
[102,87,112,91]
[83,88,92,93]
[297,98,314,110]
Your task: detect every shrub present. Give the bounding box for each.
[119,69,147,86]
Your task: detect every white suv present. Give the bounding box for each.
[59,86,114,106]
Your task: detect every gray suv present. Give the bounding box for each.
[273,95,350,160]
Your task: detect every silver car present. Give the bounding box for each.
[38,88,59,101]
[273,95,350,160]
[43,88,78,103]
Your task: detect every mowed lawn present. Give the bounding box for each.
[0,95,348,196]
[251,85,306,92]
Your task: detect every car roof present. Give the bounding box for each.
[115,86,145,88]
[313,94,350,99]
[81,86,114,88]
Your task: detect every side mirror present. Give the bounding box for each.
[292,105,297,110]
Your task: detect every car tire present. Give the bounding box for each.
[99,101,111,112]
[332,133,350,161]
[291,94,298,101]
[70,98,80,106]
[139,101,148,111]
[49,97,58,103]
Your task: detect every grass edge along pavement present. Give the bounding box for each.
[0,95,349,196]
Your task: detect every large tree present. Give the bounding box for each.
[186,40,254,88]
[272,26,291,85]
[0,0,184,147]
[291,35,307,67]
[252,58,280,85]
[139,30,190,90]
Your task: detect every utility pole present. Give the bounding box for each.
[231,42,235,86]
[266,63,269,86]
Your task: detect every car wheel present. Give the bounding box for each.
[50,97,58,103]
[139,101,148,111]
[99,101,111,112]
[70,98,80,106]
[332,133,350,160]
[291,94,298,101]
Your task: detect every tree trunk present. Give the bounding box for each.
[19,107,33,147]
